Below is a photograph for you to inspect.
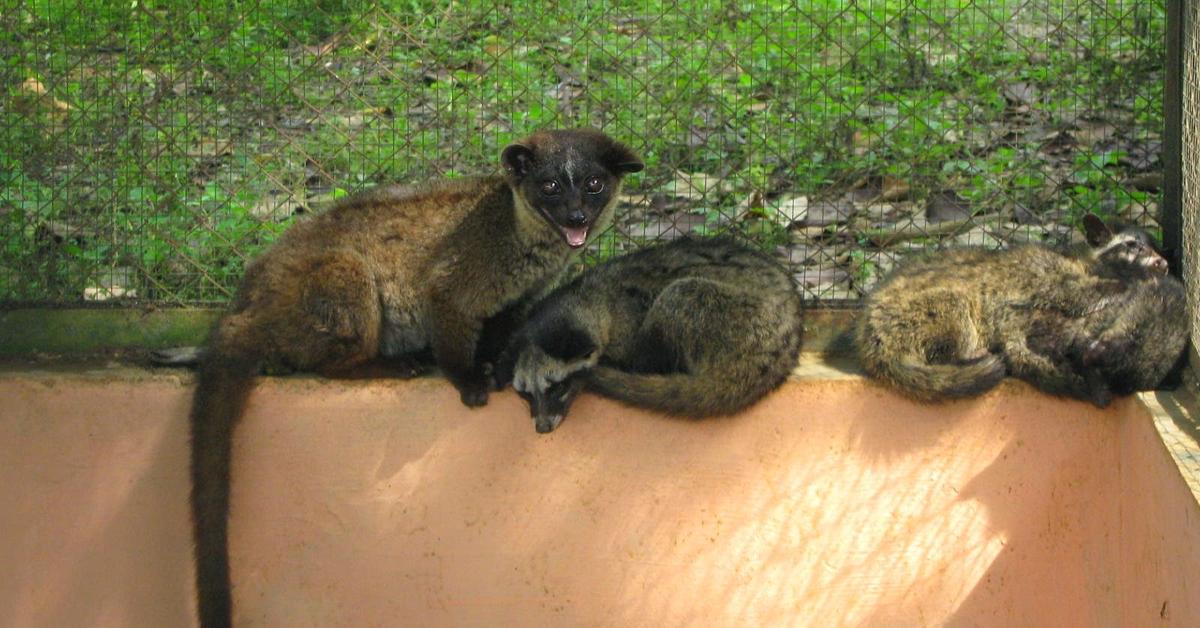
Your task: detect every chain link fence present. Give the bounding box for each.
[0,0,1169,306]
[1183,0,1198,383]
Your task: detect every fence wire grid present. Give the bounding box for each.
[1183,0,1198,375]
[0,0,1170,306]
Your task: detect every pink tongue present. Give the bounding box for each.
[563,226,589,248]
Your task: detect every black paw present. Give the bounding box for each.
[488,359,515,391]
[459,384,489,408]
[1089,387,1113,408]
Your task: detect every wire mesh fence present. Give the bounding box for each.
[1183,0,1198,375]
[0,0,1169,306]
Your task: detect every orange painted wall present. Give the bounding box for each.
[1,374,1197,626]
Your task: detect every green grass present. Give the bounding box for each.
[0,0,1167,303]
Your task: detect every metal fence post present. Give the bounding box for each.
[1164,0,1184,274]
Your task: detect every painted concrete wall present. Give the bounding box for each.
[2,372,1198,627]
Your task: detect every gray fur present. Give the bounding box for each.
[497,237,805,432]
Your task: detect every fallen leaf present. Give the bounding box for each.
[862,202,899,223]
[926,189,972,223]
[952,226,1004,248]
[332,106,392,128]
[84,267,138,301]
[801,198,854,227]
[304,33,345,56]
[1124,172,1162,191]
[851,130,875,156]
[880,175,910,202]
[794,266,850,288]
[622,213,709,239]
[1012,203,1042,225]
[618,194,653,208]
[870,250,908,277]
[250,192,303,221]
[739,190,765,212]
[1039,130,1076,155]
[848,176,881,202]
[773,196,809,226]
[1074,120,1116,146]
[13,77,72,116]
[188,138,233,158]
[1003,81,1038,105]
[1120,140,1162,171]
[665,171,727,200]
[44,220,98,240]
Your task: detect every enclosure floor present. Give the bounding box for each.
[2,357,1199,627]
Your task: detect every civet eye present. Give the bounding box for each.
[541,180,561,195]
[584,177,604,194]
[1124,240,1139,249]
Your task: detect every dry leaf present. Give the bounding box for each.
[851,130,874,156]
[802,198,853,227]
[926,189,972,223]
[880,176,910,202]
[250,193,302,221]
[1074,120,1116,146]
[1125,172,1162,191]
[666,171,726,200]
[774,196,809,225]
[188,138,233,158]
[14,77,72,116]
[1003,81,1038,104]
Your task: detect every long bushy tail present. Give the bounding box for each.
[190,320,260,628]
[878,354,1006,402]
[587,366,783,418]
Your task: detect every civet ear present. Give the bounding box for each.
[501,143,536,178]
[1082,213,1113,247]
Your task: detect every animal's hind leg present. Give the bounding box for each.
[284,249,382,374]
[628,278,753,374]
[1002,334,1107,406]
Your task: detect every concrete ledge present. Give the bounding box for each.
[1142,387,1200,498]
[2,363,1199,626]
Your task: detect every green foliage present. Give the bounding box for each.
[0,0,1167,303]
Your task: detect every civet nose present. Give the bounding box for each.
[564,210,587,227]
[1151,257,1168,273]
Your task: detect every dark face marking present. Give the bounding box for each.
[518,375,586,433]
[501,130,643,249]
[1081,213,1168,278]
[536,323,597,362]
[1096,229,1169,278]
[522,162,618,248]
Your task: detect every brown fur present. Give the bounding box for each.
[855,215,1184,406]
[189,128,641,627]
[1026,276,1188,403]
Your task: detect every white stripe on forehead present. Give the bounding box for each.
[563,147,582,187]
[1097,233,1135,255]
